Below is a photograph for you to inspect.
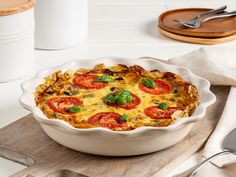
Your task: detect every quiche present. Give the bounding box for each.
[35,64,200,131]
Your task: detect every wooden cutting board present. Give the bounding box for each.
[0,86,229,177]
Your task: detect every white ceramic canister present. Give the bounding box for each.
[35,0,88,50]
[0,0,35,82]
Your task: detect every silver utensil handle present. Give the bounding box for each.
[196,5,227,18]
[202,10,236,23]
[186,151,232,177]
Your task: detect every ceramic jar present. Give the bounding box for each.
[0,0,35,82]
[34,0,88,50]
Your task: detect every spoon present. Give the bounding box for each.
[186,128,236,177]
[45,169,88,177]
[175,10,236,29]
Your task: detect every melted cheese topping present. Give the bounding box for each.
[35,64,200,131]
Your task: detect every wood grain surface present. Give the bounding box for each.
[158,27,236,45]
[158,8,236,38]
[0,86,229,177]
[0,0,35,16]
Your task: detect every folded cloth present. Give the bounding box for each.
[167,47,236,86]
[166,47,236,168]
[203,87,236,167]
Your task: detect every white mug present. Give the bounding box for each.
[35,0,88,50]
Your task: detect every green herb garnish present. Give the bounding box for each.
[172,89,178,94]
[64,92,71,96]
[110,87,116,91]
[104,89,133,105]
[159,103,168,110]
[141,77,155,88]
[95,75,114,82]
[64,87,79,96]
[126,94,133,103]
[116,95,128,105]
[120,114,130,122]
[67,106,84,113]
[104,93,117,103]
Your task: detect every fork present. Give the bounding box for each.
[175,10,236,28]
[175,6,227,27]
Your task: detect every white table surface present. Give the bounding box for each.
[1,0,236,176]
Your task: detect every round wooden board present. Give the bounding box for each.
[158,8,236,38]
[159,27,236,45]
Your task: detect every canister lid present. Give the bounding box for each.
[0,0,35,16]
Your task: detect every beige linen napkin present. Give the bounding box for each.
[167,47,236,86]
[166,47,236,177]
[203,87,236,167]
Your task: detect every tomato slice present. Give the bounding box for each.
[88,112,127,129]
[48,97,82,114]
[144,106,181,119]
[73,74,107,89]
[139,79,173,95]
[106,94,141,110]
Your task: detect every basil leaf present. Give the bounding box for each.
[118,89,131,96]
[64,92,71,96]
[67,106,84,113]
[120,114,130,122]
[116,95,128,105]
[159,103,168,110]
[110,87,116,91]
[141,78,155,88]
[104,89,133,105]
[116,90,133,104]
[95,75,114,82]
[104,93,116,103]
[172,89,178,94]
[126,94,133,103]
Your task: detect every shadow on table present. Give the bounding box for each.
[145,19,172,41]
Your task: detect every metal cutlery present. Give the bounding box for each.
[45,169,89,177]
[174,6,227,27]
[186,128,236,177]
[175,10,236,29]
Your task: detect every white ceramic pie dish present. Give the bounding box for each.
[19,57,216,156]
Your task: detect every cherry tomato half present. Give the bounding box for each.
[139,79,173,95]
[48,97,82,114]
[144,106,181,119]
[73,74,107,89]
[88,112,127,129]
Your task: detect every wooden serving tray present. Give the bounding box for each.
[159,27,236,45]
[158,8,236,38]
[0,86,229,177]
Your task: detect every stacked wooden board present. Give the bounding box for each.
[158,8,236,44]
